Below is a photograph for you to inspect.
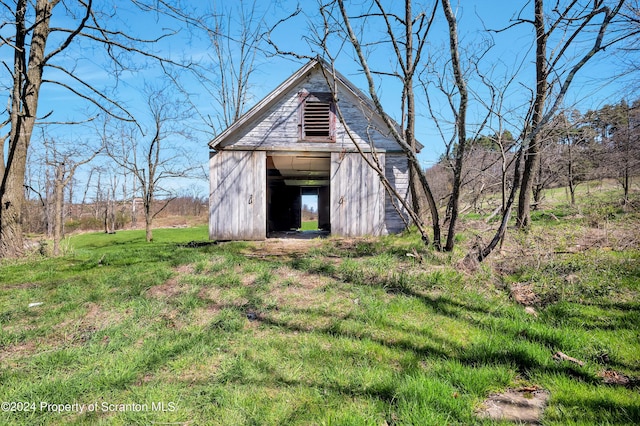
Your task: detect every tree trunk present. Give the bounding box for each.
[52,176,64,256]
[622,112,631,205]
[109,200,116,233]
[405,0,424,222]
[103,205,109,233]
[442,0,468,252]
[404,0,433,236]
[568,156,576,205]
[0,0,53,258]
[569,181,576,205]
[145,215,153,242]
[408,165,430,222]
[517,0,547,229]
[144,201,153,242]
[532,158,544,210]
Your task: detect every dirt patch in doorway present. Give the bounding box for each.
[241,237,326,258]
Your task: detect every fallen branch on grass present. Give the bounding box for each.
[553,351,585,367]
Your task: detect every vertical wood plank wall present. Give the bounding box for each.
[384,154,411,234]
[209,151,266,240]
[331,152,385,236]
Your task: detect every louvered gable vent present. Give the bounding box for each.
[300,92,335,141]
[304,102,330,137]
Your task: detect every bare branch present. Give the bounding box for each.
[44,0,92,63]
[42,70,136,124]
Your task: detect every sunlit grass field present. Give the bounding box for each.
[1,189,639,425]
[300,220,318,231]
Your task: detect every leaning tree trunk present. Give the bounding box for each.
[476,146,525,261]
[0,0,53,258]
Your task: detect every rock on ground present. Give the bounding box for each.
[477,387,549,425]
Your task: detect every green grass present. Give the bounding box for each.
[1,212,639,425]
[300,220,318,231]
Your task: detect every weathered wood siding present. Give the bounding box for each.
[331,152,385,236]
[384,154,411,234]
[209,151,266,240]
[208,62,417,239]
[219,72,401,154]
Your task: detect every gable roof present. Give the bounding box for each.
[208,58,422,152]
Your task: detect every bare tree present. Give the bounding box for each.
[615,100,640,203]
[41,136,101,255]
[321,0,444,248]
[491,131,518,216]
[515,0,625,228]
[592,100,640,204]
[532,131,563,209]
[613,0,640,82]
[104,169,119,234]
[155,0,270,138]
[106,85,197,242]
[0,0,187,257]
[271,0,506,251]
[457,136,513,215]
[269,0,443,245]
[269,0,628,259]
[439,0,477,251]
[1,0,59,258]
[90,166,118,234]
[557,111,597,205]
[470,0,628,262]
[209,0,264,130]
[23,144,48,235]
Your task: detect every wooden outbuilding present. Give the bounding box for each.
[208,59,418,240]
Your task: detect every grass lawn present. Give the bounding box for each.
[300,220,318,231]
[1,203,639,424]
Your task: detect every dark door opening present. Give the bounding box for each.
[267,179,301,232]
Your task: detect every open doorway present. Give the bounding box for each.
[266,154,331,237]
[301,189,318,230]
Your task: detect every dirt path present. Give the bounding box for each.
[235,236,327,258]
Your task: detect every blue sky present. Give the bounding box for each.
[23,0,638,201]
[262,0,637,157]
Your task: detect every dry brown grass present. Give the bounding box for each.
[146,264,194,299]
